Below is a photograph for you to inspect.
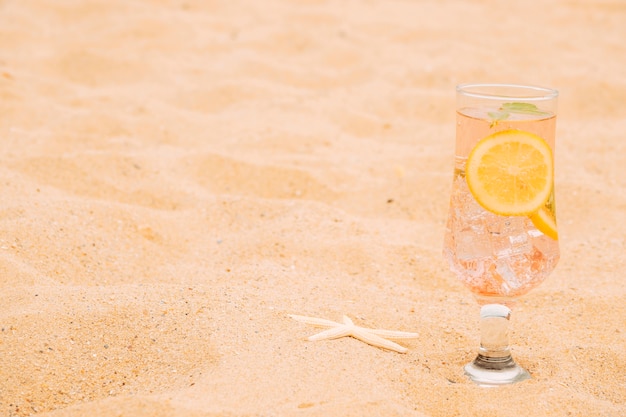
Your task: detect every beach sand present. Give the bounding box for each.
[1,0,625,416]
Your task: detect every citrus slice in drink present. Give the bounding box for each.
[466,129,553,216]
[530,206,558,240]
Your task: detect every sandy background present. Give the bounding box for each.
[1,0,625,416]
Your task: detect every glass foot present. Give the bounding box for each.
[464,355,530,387]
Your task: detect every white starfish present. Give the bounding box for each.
[289,314,419,353]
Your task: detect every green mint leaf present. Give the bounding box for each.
[488,111,510,121]
[500,102,550,116]
[488,111,509,127]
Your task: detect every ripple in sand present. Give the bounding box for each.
[0,286,218,416]
[189,152,338,202]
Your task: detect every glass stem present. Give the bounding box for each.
[473,304,516,369]
[464,302,530,385]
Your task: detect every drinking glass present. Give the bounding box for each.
[443,83,559,386]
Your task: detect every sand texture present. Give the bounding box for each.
[1,0,625,416]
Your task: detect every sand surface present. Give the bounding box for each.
[1,0,625,416]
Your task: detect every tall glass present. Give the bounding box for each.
[444,84,559,386]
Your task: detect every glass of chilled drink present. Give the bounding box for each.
[443,83,559,386]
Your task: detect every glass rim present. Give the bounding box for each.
[457,83,558,101]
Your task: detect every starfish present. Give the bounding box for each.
[288,314,419,353]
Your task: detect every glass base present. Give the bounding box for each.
[464,355,530,387]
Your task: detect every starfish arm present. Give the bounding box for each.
[307,325,351,341]
[352,328,409,353]
[289,314,415,353]
[288,314,341,328]
[368,329,420,339]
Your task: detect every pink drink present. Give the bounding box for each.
[443,107,559,298]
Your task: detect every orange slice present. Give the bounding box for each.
[466,129,553,216]
[530,206,558,240]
